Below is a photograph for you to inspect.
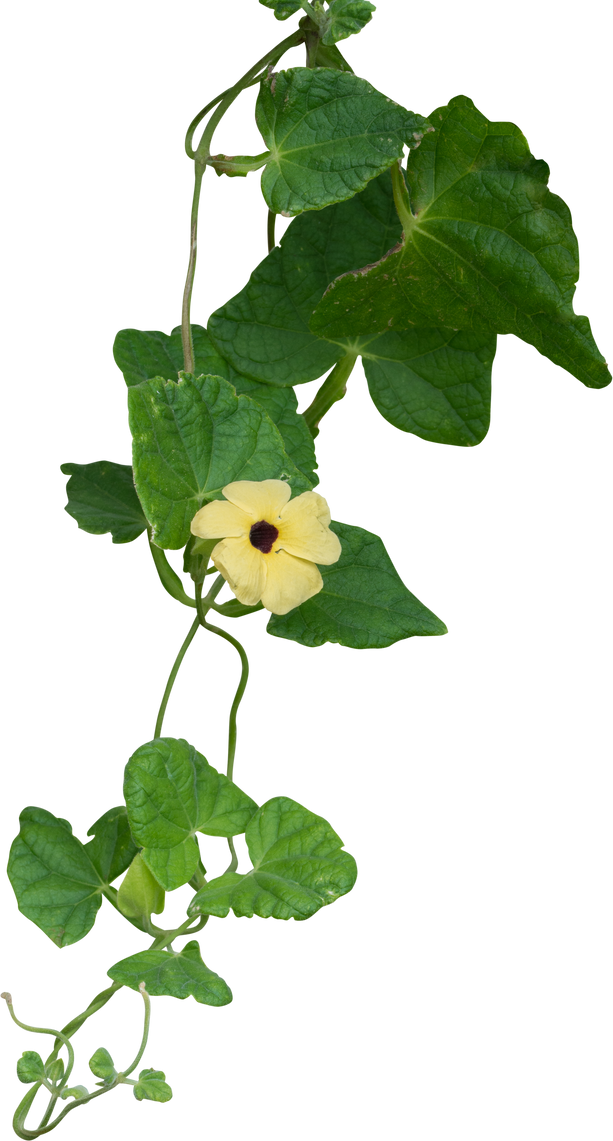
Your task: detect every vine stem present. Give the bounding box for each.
[154,574,226,737]
[303,353,358,437]
[267,209,276,253]
[181,27,304,371]
[120,985,150,1079]
[390,159,415,234]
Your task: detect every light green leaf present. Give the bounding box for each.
[114,325,318,486]
[124,739,257,890]
[61,461,147,544]
[267,521,447,648]
[321,0,375,45]
[117,853,165,925]
[188,796,357,920]
[7,807,104,948]
[89,1048,116,1084]
[60,1085,89,1100]
[128,372,311,549]
[46,1060,64,1082]
[311,95,611,390]
[17,1052,45,1084]
[133,1069,173,1103]
[108,941,232,1007]
[85,806,139,885]
[255,67,428,215]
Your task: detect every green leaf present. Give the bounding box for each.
[89,1048,116,1084]
[312,38,353,71]
[208,168,402,386]
[362,328,494,445]
[188,796,357,920]
[133,1069,173,1103]
[108,941,232,1007]
[259,0,301,18]
[17,1052,45,1084]
[84,807,139,884]
[117,853,165,925]
[7,807,104,948]
[61,461,147,544]
[141,839,200,893]
[255,67,427,215]
[45,1060,64,1082]
[124,739,257,880]
[321,0,375,45]
[267,521,447,648]
[213,599,264,618]
[128,372,311,549]
[311,95,611,390]
[114,325,318,486]
[60,1085,89,1100]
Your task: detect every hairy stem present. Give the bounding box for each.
[181,160,205,373]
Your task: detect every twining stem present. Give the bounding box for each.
[303,354,358,437]
[154,575,226,737]
[2,995,75,1092]
[121,985,150,1079]
[194,585,250,785]
[181,28,304,370]
[267,209,276,253]
[195,583,250,875]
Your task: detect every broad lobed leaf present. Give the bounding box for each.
[188,796,357,920]
[320,0,376,45]
[124,738,257,889]
[85,806,139,884]
[133,1068,173,1103]
[255,67,427,215]
[108,941,232,1007]
[61,461,147,544]
[114,324,317,486]
[128,372,312,549]
[7,808,104,947]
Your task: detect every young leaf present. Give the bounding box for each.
[108,941,232,1007]
[259,0,301,18]
[141,838,200,893]
[133,1069,173,1103]
[88,1047,116,1084]
[114,325,318,486]
[45,1060,64,1082]
[124,738,257,852]
[117,853,165,925]
[60,1086,89,1100]
[61,461,147,544]
[267,521,447,648]
[17,1052,45,1084]
[255,67,427,215]
[320,0,375,45]
[128,373,311,549]
[188,796,357,920]
[7,807,104,947]
[85,806,139,884]
[311,95,611,390]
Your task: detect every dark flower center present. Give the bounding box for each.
[249,519,279,554]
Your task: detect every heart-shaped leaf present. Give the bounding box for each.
[117,853,165,924]
[108,941,232,1006]
[320,0,375,45]
[89,1048,116,1084]
[17,1052,45,1084]
[84,806,138,885]
[61,461,147,544]
[133,1069,172,1103]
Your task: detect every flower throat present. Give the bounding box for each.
[249,520,279,553]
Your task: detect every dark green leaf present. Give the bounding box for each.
[60,1085,89,1100]
[89,1048,116,1084]
[312,38,353,71]
[208,169,402,386]
[57,458,149,547]
[3,803,137,953]
[311,95,611,390]
[115,325,318,487]
[262,515,449,648]
[141,839,200,892]
[117,853,165,924]
[133,1069,173,1103]
[128,373,311,549]
[255,67,427,215]
[259,0,301,18]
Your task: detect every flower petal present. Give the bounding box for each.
[260,550,323,615]
[191,500,250,539]
[277,492,342,565]
[222,479,291,522]
[212,538,266,606]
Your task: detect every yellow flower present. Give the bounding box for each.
[190,480,341,615]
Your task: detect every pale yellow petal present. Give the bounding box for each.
[191,500,250,539]
[221,479,291,522]
[212,537,266,606]
[277,492,342,565]
[260,550,323,615]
